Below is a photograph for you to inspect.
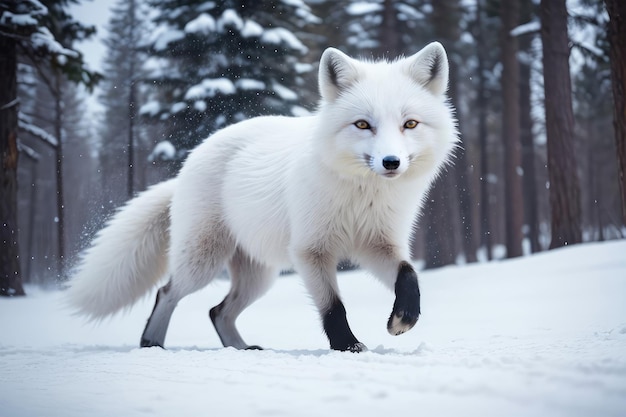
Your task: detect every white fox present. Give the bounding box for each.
[68,42,458,352]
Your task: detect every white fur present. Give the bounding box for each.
[67,42,458,347]
[67,179,175,319]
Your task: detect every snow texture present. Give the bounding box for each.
[510,20,541,37]
[218,9,244,31]
[272,81,298,101]
[138,100,160,117]
[261,27,308,53]
[184,13,216,35]
[185,78,236,100]
[236,78,266,90]
[148,140,176,162]
[1,240,625,416]
[18,112,58,147]
[346,2,384,16]
[241,19,264,38]
[152,27,185,51]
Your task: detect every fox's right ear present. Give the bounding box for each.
[318,48,359,102]
[406,42,449,96]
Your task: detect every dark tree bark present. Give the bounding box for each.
[53,72,66,278]
[519,0,541,253]
[0,35,26,296]
[475,0,493,260]
[423,0,457,268]
[423,0,476,268]
[127,0,138,199]
[424,174,457,268]
[605,0,626,227]
[501,0,525,257]
[443,2,478,264]
[377,0,400,57]
[450,64,477,263]
[540,0,582,248]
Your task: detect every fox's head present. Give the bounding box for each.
[315,42,458,182]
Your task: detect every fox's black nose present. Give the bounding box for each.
[382,155,401,170]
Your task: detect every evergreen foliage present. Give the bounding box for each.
[141,0,318,154]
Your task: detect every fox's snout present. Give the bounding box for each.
[365,153,405,178]
[382,155,401,170]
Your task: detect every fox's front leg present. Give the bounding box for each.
[359,250,421,335]
[293,248,367,352]
[387,261,420,335]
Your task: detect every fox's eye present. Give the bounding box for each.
[404,120,419,129]
[354,120,371,130]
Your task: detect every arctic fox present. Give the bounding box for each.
[68,42,458,352]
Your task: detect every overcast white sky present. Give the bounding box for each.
[70,0,114,73]
[68,0,114,117]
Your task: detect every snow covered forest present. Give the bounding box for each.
[1,0,625,293]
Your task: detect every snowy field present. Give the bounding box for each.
[1,240,625,417]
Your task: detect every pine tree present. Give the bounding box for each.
[540,0,582,248]
[309,0,431,59]
[35,0,100,278]
[1,0,97,294]
[98,0,149,216]
[500,0,524,258]
[142,0,318,157]
[605,0,626,227]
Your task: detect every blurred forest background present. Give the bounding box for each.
[1,0,625,295]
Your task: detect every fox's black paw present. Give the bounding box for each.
[332,342,368,353]
[388,261,421,336]
[140,338,164,348]
[387,311,419,335]
[245,345,263,350]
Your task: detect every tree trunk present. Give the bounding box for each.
[605,0,626,227]
[540,0,582,248]
[128,80,136,199]
[519,0,541,253]
[127,0,137,199]
[423,0,474,268]
[476,0,493,260]
[378,0,400,57]
[54,72,66,279]
[0,35,26,296]
[424,174,457,268]
[501,0,524,257]
[449,56,477,264]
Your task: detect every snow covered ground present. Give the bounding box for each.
[1,240,625,417]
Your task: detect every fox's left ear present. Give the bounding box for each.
[318,47,359,102]
[406,42,449,96]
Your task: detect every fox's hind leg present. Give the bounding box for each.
[210,247,277,350]
[140,225,236,348]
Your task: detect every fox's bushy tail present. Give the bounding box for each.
[66,179,177,319]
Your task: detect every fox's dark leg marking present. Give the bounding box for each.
[140,281,172,348]
[209,302,264,351]
[323,297,367,352]
[387,261,421,335]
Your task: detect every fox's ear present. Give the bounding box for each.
[318,47,359,102]
[406,42,449,96]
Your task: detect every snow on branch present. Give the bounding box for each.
[1,98,20,110]
[18,112,58,147]
[510,21,541,37]
[346,2,383,16]
[571,40,605,59]
[30,27,80,59]
[17,139,41,162]
[148,140,177,162]
[0,0,48,28]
